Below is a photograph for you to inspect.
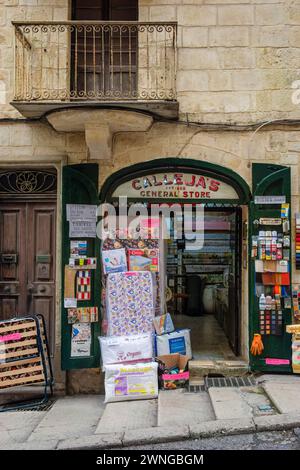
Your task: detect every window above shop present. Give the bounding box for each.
[11,0,178,119]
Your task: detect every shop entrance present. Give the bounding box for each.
[165,206,242,361]
[97,158,251,370]
[61,161,294,376]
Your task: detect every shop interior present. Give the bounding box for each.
[164,207,241,361]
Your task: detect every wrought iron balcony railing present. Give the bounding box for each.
[13,21,177,104]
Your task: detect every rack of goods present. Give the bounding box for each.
[250,200,292,372]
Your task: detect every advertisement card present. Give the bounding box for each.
[71,323,91,357]
[102,248,127,274]
[70,240,88,258]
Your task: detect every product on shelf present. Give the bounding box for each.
[259,310,283,335]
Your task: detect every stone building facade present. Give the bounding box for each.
[0,0,300,393]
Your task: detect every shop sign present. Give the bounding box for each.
[254,196,286,204]
[112,172,239,200]
[259,218,282,226]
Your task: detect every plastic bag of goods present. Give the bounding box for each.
[99,333,153,368]
[153,313,174,335]
[292,339,300,374]
[155,329,192,359]
[104,362,158,403]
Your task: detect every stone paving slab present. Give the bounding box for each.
[58,432,124,450]
[122,425,190,447]
[257,374,300,384]
[96,399,157,434]
[239,387,277,417]
[254,413,300,431]
[0,411,46,447]
[28,395,105,442]
[208,387,253,420]
[3,439,59,450]
[263,382,300,414]
[158,389,215,427]
[189,417,255,439]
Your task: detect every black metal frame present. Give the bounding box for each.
[0,314,54,412]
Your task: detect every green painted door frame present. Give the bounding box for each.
[61,164,100,370]
[249,163,292,373]
[61,159,292,372]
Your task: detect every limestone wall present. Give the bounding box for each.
[140,0,300,123]
[0,1,300,121]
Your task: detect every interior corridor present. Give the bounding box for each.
[173,314,237,361]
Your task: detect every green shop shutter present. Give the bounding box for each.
[249,163,292,373]
[61,164,101,370]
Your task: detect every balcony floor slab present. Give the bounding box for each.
[11,100,179,121]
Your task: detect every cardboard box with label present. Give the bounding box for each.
[128,248,159,272]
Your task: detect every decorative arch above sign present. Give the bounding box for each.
[100,158,251,204]
[112,172,240,200]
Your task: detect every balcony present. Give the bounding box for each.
[12,21,178,120]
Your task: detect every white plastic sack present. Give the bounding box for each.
[99,333,153,368]
[104,362,158,403]
[155,329,192,359]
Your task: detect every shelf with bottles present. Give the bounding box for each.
[251,230,290,263]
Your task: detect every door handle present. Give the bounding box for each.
[27,284,37,294]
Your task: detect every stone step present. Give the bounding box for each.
[208,387,253,420]
[0,385,45,406]
[189,359,249,380]
[95,399,158,434]
[28,395,105,442]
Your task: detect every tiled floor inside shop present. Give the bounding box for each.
[173,314,237,361]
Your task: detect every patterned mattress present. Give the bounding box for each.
[106,271,155,336]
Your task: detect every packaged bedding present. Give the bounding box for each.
[104,362,158,403]
[99,333,153,368]
[155,329,192,359]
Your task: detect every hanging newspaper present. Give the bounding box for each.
[67,204,97,238]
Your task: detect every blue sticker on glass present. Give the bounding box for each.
[169,337,186,355]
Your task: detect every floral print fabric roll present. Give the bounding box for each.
[106,271,155,336]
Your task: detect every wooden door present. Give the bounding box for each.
[0,203,26,319]
[27,202,56,355]
[0,201,56,355]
